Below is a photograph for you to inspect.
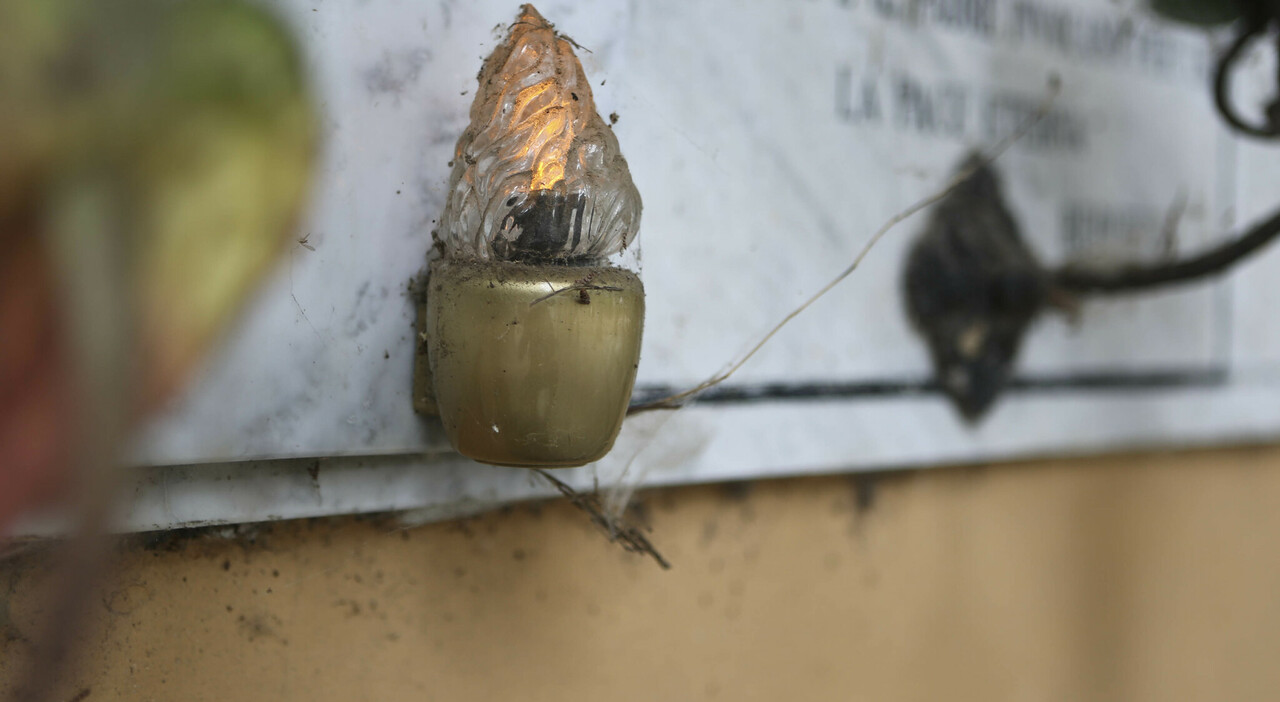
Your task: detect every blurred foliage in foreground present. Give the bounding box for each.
[0,0,318,400]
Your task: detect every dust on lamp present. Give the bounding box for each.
[414,4,644,468]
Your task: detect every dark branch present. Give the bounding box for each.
[1054,204,1280,294]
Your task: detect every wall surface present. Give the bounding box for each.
[116,0,1280,536]
[6,445,1280,701]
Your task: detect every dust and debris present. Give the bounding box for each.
[1,567,26,645]
[138,527,212,554]
[446,518,476,539]
[236,612,285,643]
[700,520,719,547]
[334,599,362,617]
[609,111,618,125]
[852,473,880,514]
[0,615,21,647]
[343,280,384,337]
[363,49,431,99]
[719,482,752,502]
[102,582,153,616]
[297,234,315,252]
[68,689,91,702]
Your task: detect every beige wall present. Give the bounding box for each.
[5,445,1280,700]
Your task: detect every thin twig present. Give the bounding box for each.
[628,76,1063,414]
[534,470,671,569]
[530,283,623,307]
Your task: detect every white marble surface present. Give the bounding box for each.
[88,0,1280,532]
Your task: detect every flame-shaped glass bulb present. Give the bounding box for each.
[439,4,641,264]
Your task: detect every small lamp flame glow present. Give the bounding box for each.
[440,4,641,264]
[415,5,645,468]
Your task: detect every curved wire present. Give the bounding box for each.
[1213,18,1280,139]
[1054,203,1280,293]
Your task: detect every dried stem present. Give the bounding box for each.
[629,76,1063,414]
[534,469,671,570]
[530,283,623,306]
